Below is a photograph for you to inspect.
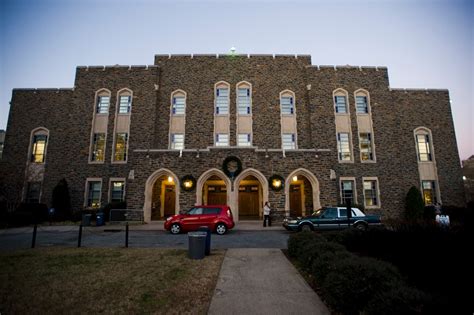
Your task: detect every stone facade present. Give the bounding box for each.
[0,54,466,222]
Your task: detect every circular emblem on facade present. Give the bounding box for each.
[269,174,284,191]
[180,175,196,191]
[222,156,242,179]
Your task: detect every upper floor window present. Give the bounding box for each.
[118,95,132,114]
[171,133,184,150]
[238,133,251,147]
[416,133,432,162]
[280,91,295,115]
[337,132,352,161]
[113,133,128,162]
[171,90,186,115]
[215,133,229,146]
[363,179,379,207]
[333,89,349,114]
[355,89,370,114]
[237,86,251,115]
[282,133,296,150]
[91,133,106,162]
[340,179,355,205]
[215,83,230,115]
[96,95,110,114]
[359,132,374,161]
[110,180,125,203]
[31,134,48,163]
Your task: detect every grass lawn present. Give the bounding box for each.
[0,248,225,314]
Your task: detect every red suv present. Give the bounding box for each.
[164,205,235,235]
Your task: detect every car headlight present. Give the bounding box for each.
[287,220,298,224]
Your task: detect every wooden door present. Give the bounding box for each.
[207,186,227,205]
[239,185,260,219]
[290,184,302,217]
[164,185,175,218]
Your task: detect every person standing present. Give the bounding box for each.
[263,202,272,227]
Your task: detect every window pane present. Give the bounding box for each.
[341,180,354,205]
[171,133,184,150]
[338,133,351,161]
[335,96,347,113]
[32,135,47,163]
[114,133,128,161]
[360,133,373,161]
[216,88,229,114]
[238,88,251,115]
[119,95,131,113]
[238,133,251,146]
[416,134,431,161]
[111,181,125,202]
[356,96,368,113]
[88,181,101,208]
[26,182,41,203]
[364,180,378,206]
[215,133,229,146]
[172,96,185,115]
[97,96,110,114]
[282,134,296,149]
[422,181,436,205]
[91,133,106,162]
[280,96,294,114]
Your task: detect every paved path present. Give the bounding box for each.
[208,248,330,315]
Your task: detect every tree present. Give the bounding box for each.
[405,186,424,221]
[51,178,72,220]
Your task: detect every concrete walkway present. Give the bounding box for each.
[208,248,330,315]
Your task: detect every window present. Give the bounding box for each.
[31,134,47,163]
[91,133,106,162]
[215,134,229,146]
[324,208,338,218]
[282,134,296,150]
[280,95,294,115]
[203,208,221,215]
[114,133,128,162]
[339,208,356,217]
[340,180,355,205]
[422,181,437,205]
[237,88,251,115]
[216,87,229,114]
[171,134,184,150]
[87,181,102,208]
[335,96,347,113]
[363,180,379,207]
[96,95,110,114]
[337,133,351,161]
[359,133,374,161]
[172,94,186,115]
[356,96,368,113]
[238,133,251,147]
[110,181,125,203]
[188,207,204,215]
[118,95,132,114]
[26,182,41,203]
[416,134,432,162]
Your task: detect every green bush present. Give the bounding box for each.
[310,250,352,284]
[405,186,424,221]
[287,231,324,258]
[365,286,428,314]
[322,256,403,314]
[297,240,346,271]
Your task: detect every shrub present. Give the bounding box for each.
[365,285,428,315]
[287,231,324,258]
[310,250,352,284]
[405,186,424,221]
[297,240,346,271]
[322,256,403,314]
[9,203,48,226]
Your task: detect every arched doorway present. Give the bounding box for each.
[144,169,180,222]
[285,168,320,217]
[234,168,269,220]
[196,169,231,206]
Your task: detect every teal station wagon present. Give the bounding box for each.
[283,207,382,232]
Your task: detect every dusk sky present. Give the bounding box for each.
[0,0,472,160]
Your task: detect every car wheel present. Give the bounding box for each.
[216,223,227,235]
[170,223,181,234]
[355,222,367,231]
[300,223,313,232]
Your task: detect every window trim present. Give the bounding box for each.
[215,133,230,147]
[237,133,252,147]
[362,177,381,209]
[109,178,126,203]
[170,133,185,150]
[89,88,111,164]
[358,132,376,163]
[279,90,296,116]
[236,81,252,116]
[420,179,439,206]
[112,132,129,163]
[279,90,298,150]
[84,178,103,209]
[95,88,111,115]
[28,127,49,164]
[337,132,353,163]
[170,89,187,116]
[354,88,371,114]
[339,177,357,205]
[214,81,230,116]
[414,127,435,163]
[333,88,349,114]
[116,88,133,115]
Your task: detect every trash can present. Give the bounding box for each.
[188,231,207,259]
[96,212,105,226]
[197,226,211,255]
[82,214,91,226]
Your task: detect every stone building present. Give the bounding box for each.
[0,54,466,222]
[462,156,474,203]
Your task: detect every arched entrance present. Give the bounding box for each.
[144,169,180,222]
[196,169,231,206]
[285,168,320,217]
[234,168,269,220]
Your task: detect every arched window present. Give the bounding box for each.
[414,127,434,162]
[171,90,186,115]
[215,82,230,115]
[95,89,111,114]
[236,82,252,115]
[280,90,295,115]
[30,128,49,163]
[117,89,133,114]
[333,88,349,114]
[354,89,370,114]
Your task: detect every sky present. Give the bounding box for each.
[0,0,472,160]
